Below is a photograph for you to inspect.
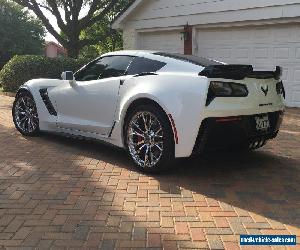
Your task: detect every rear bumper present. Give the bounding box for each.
[192,110,284,155]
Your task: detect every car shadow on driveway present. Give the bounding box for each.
[1,120,299,248]
[166,151,299,226]
[30,130,300,229]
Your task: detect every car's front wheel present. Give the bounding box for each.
[124,104,175,173]
[12,91,39,136]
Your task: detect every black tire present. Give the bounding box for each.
[124,104,175,173]
[12,91,40,136]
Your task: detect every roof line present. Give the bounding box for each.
[111,0,144,29]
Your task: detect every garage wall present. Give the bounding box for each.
[123,27,137,50]
[137,30,184,53]
[119,0,300,31]
[195,24,300,107]
[132,0,300,22]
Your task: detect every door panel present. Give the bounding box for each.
[49,78,121,136]
[48,55,134,136]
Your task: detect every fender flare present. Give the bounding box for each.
[15,85,33,98]
[118,94,177,147]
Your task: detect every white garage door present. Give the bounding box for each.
[196,24,300,107]
[138,30,184,53]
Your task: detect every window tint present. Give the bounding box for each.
[100,56,134,79]
[75,59,105,81]
[126,57,166,75]
[75,56,134,81]
[154,52,224,67]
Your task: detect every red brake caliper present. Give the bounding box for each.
[138,135,143,144]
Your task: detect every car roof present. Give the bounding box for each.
[102,50,157,57]
[101,50,224,67]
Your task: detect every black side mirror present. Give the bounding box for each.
[61,71,74,81]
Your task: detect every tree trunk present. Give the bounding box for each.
[65,41,81,58]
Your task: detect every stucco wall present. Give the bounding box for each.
[122,27,137,50]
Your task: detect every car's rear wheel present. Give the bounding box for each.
[124,104,174,173]
[12,91,39,136]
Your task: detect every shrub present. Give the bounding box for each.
[0,55,88,92]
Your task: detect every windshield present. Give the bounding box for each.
[154,52,224,67]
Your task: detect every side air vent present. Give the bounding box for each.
[39,89,57,116]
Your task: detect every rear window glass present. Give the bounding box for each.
[154,52,223,67]
[127,57,166,75]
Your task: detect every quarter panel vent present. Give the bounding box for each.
[39,89,57,116]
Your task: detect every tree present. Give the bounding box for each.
[79,12,123,59]
[0,0,45,69]
[12,0,133,58]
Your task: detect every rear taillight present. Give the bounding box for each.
[206,81,248,106]
[276,81,285,99]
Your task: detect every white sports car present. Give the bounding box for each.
[12,50,285,172]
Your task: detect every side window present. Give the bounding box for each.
[75,56,134,81]
[75,59,106,81]
[126,57,166,75]
[99,56,134,79]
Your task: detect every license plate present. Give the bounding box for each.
[255,115,270,131]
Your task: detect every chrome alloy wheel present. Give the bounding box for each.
[14,96,39,134]
[127,111,164,168]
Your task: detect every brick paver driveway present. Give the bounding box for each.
[0,95,299,250]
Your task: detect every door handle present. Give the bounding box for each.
[120,79,125,85]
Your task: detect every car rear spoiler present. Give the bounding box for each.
[199,65,282,80]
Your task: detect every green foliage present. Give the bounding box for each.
[78,0,133,59]
[79,17,123,59]
[0,0,45,69]
[0,55,88,92]
[12,0,133,58]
